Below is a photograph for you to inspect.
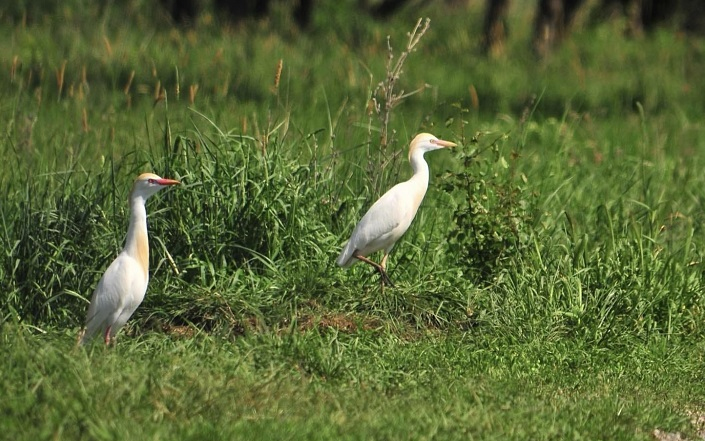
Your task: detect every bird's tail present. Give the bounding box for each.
[76,328,92,346]
[336,241,357,268]
[78,313,102,346]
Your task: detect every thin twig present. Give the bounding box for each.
[373,17,431,151]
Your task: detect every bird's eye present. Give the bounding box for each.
[148,178,156,184]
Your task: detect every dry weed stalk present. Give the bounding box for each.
[82,108,89,132]
[154,80,162,102]
[175,67,180,100]
[11,56,19,83]
[79,65,88,100]
[189,84,199,105]
[102,35,113,57]
[272,58,283,94]
[370,17,431,150]
[124,70,135,108]
[469,84,479,110]
[220,75,230,97]
[124,70,135,95]
[56,60,66,101]
[154,87,166,105]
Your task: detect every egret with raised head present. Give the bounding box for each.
[79,173,180,345]
[336,133,456,290]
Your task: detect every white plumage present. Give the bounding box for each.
[79,173,180,345]
[337,133,456,288]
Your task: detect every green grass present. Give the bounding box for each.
[2,0,705,439]
[2,324,703,440]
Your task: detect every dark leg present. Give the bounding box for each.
[353,253,395,288]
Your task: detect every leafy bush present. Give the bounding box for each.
[443,131,536,281]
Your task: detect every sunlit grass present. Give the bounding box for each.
[2,0,705,439]
[2,324,702,440]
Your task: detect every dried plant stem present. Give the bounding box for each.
[124,70,135,95]
[102,35,113,57]
[11,55,19,83]
[56,60,66,101]
[81,108,89,133]
[371,17,431,151]
[189,84,199,105]
[272,59,283,94]
[366,18,431,197]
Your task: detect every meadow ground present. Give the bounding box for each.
[1,1,705,439]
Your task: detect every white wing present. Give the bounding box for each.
[337,181,420,267]
[80,252,148,344]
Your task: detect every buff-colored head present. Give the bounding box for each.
[408,133,457,161]
[130,173,180,201]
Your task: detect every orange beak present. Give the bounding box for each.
[155,178,181,186]
[432,139,457,148]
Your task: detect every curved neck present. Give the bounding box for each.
[408,150,430,189]
[124,194,149,280]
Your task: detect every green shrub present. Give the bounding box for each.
[443,131,536,281]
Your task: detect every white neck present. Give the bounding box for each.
[124,193,149,280]
[408,149,431,192]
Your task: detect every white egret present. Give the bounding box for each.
[79,173,180,345]
[336,133,456,289]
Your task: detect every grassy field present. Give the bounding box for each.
[2,0,705,439]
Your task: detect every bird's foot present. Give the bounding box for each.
[76,329,86,348]
[378,268,395,288]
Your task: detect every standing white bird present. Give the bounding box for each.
[79,173,180,345]
[336,133,456,289]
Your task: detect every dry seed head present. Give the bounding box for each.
[124,70,135,95]
[469,84,479,110]
[154,85,166,105]
[56,60,66,99]
[102,35,113,57]
[273,58,283,92]
[11,55,19,82]
[189,84,199,105]
[82,108,89,132]
[154,80,161,101]
[367,98,377,116]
